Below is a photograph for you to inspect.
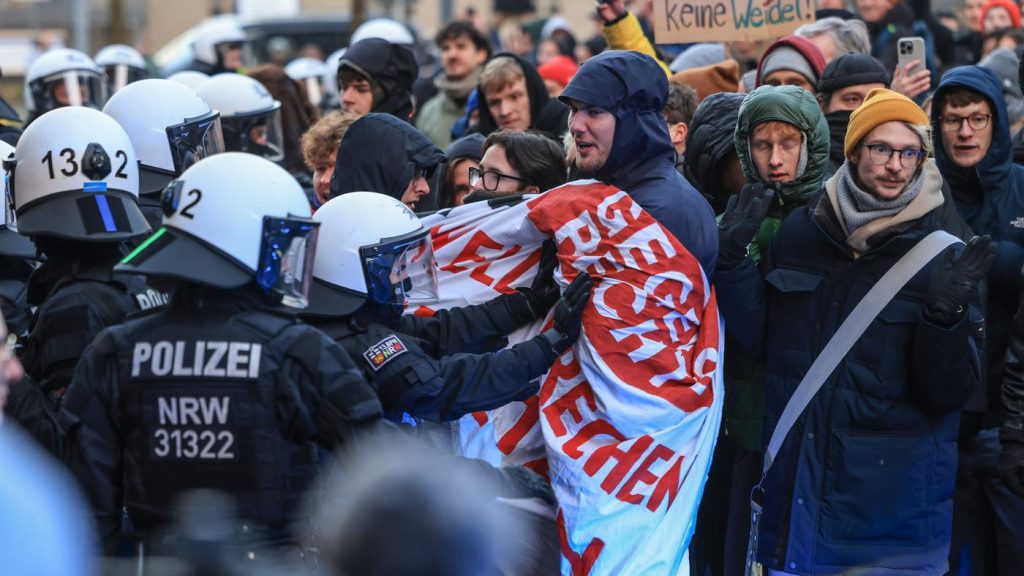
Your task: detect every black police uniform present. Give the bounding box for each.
[0,256,32,336]
[6,253,168,455]
[60,286,383,553]
[307,292,562,423]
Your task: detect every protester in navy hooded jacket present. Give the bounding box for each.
[931,65,1024,575]
[558,50,718,278]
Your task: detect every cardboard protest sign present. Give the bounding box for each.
[654,0,816,43]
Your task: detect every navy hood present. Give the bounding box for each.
[330,113,446,209]
[559,50,674,186]
[932,65,1012,190]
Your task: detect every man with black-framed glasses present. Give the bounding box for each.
[463,129,566,204]
[931,65,1024,576]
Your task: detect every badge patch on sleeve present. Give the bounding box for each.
[362,335,407,371]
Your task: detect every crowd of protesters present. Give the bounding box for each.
[1,0,1023,573]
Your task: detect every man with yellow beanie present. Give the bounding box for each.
[714,88,993,574]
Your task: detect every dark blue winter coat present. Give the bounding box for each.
[716,165,981,574]
[559,50,719,279]
[933,65,1024,422]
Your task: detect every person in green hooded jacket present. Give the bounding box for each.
[698,84,830,576]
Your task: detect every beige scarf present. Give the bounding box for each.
[824,158,946,254]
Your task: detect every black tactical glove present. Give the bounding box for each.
[999,427,1024,498]
[717,183,775,271]
[541,272,593,353]
[924,235,995,326]
[498,465,556,504]
[517,241,560,319]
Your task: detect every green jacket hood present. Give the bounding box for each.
[734,85,829,207]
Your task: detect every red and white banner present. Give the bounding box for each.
[413,181,724,575]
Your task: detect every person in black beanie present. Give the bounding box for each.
[816,53,889,177]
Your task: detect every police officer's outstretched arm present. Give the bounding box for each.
[307,194,588,422]
[398,273,592,422]
[399,241,560,357]
[60,330,125,552]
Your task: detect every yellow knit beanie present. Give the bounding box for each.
[844,88,930,157]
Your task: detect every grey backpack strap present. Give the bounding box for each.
[761,230,961,476]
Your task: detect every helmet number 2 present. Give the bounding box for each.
[179,189,202,219]
[41,148,130,180]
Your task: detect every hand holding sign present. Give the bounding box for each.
[654,0,815,43]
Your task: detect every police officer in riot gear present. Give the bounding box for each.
[22,48,107,127]
[198,74,286,163]
[104,78,226,230]
[185,16,246,76]
[94,44,148,95]
[3,107,166,454]
[303,191,591,422]
[61,153,383,555]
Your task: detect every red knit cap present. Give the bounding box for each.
[538,55,579,89]
[755,35,827,88]
[981,0,1021,30]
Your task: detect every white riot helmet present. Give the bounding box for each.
[193,15,246,70]
[5,107,149,241]
[304,191,437,317]
[24,48,107,115]
[350,18,415,46]
[0,140,37,259]
[94,44,147,95]
[117,153,318,308]
[166,70,210,90]
[104,79,225,196]
[197,73,284,163]
[322,48,346,110]
[285,57,327,109]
